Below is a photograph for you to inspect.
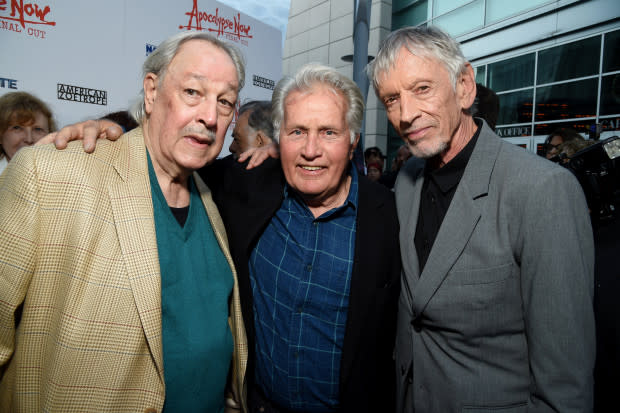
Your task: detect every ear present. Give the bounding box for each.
[255,131,266,146]
[457,63,476,111]
[143,73,158,115]
[349,133,360,160]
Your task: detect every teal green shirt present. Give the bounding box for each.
[147,154,233,413]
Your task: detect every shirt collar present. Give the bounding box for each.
[426,118,482,194]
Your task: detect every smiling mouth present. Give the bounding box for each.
[300,165,324,171]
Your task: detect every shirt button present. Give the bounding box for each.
[297,307,303,313]
[313,222,318,227]
[306,265,312,272]
[294,351,299,358]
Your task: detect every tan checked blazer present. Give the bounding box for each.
[0,128,247,413]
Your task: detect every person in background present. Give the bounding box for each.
[369,25,595,412]
[229,100,273,158]
[0,31,246,413]
[366,161,383,182]
[0,91,56,174]
[471,83,499,131]
[101,110,139,132]
[364,145,385,173]
[555,139,595,164]
[544,127,584,159]
[379,144,412,189]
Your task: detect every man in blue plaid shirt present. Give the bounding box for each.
[238,64,401,413]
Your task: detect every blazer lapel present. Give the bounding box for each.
[339,179,381,387]
[412,123,499,314]
[412,183,481,313]
[396,160,425,301]
[108,128,164,383]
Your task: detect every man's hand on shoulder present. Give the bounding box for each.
[37,119,124,153]
[237,141,280,169]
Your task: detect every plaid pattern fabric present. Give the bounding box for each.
[0,128,247,413]
[249,167,359,412]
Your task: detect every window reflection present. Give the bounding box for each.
[600,74,620,116]
[537,36,600,85]
[536,79,598,122]
[392,1,429,28]
[475,66,486,85]
[603,29,620,73]
[488,53,534,93]
[497,89,533,125]
[534,120,593,136]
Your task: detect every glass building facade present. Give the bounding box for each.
[389,0,620,156]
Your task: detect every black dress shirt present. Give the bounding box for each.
[414,120,482,273]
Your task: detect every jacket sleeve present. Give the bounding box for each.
[0,149,40,374]
[518,167,595,412]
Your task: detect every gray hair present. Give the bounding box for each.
[368,26,468,94]
[239,100,274,140]
[272,63,364,143]
[132,31,245,123]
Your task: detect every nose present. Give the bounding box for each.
[301,131,321,159]
[23,128,34,144]
[399,93,420,127]
[197,98,218,130]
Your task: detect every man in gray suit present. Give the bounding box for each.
[368,26,595,412]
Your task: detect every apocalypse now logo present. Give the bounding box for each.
[180,0,252,46]
[0,0,55,39]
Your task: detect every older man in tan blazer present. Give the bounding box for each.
[0,31,247,412]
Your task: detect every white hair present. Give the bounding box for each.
[271,63,364,143]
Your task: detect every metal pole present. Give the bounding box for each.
[352,0,372,171]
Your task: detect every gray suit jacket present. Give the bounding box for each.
[394,121,595,413]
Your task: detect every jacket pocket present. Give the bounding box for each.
[462,401,527,412]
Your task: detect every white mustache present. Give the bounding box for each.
[181,126,216,142]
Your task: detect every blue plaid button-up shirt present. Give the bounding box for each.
[249,166,359,412]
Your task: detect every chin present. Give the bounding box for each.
[407,138,448,159]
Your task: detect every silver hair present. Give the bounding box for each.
[131,31,245,123]
[271,63,364,144]
[367,26,468,94]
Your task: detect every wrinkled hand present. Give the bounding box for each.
[237,142,280,169]
[37,119,124,153]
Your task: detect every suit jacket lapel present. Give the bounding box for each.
[108,128,164,382]
[339,178,381,387]
[412,123,499,314]
[396,159,425,302]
